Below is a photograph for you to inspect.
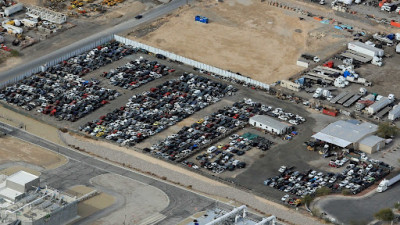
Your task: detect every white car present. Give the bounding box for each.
[281,194,289,202]
[278,166,287,173]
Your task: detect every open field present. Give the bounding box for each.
[126,0,351,84]
[0,136,67,169]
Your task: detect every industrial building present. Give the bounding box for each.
[184,205,277,225]
[312,120,385,154]
[0,171,39,202]
[0,171,78,225]
[249,115,291,135]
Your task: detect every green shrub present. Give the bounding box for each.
[374,208,394,221]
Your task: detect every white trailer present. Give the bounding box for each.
[4,3,24,17]
[2,23,23,34]
[396,43,400,54]
[366,97,393,115]
[377,173,400,192]
[388,104,400,120]
[348,42,384,57]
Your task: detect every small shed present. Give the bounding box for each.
[249,115,291,135]
[358,135,385,154]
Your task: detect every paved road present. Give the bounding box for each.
[316,182,400,224]
[0,122,223,225]
[0,0,188,85]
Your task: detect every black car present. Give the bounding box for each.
[135,15,143,19]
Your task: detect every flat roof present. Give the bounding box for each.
[359,135,384,147]
[0,188,23,201]
[7,171,38,186]
[250,115,291,131]
[312,120,378,147]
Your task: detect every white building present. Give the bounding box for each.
[249,115,291,135]
[312,120,384,154]
[0,171,39,202]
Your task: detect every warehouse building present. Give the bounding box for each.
[312,120,384,154]
[358,135,385,154]
[249,115,292,135]
[0,171,78,225]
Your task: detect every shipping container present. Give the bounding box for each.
[348,41,384,57]
[391,20,400,28]
[322,108,338,117]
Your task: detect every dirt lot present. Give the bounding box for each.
[0,104,66,146]
[0,136,67,169]
[126,0,351,84]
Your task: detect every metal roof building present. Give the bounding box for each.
[312,120,382,153]
[249,115,291,135]
[359,135,385,154]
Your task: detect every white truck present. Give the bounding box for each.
[348,42,384,58]
[377,173,400,192]
[396,43,400,54]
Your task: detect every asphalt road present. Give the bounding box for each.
[0,122,221,225]
[317,182,400,224]
[0,0,188,85]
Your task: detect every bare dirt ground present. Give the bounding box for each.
[0,104,66,146]
[0,136,67,170]
[0,166,41,176]
[90,173,169,225]
[126,0,351,84]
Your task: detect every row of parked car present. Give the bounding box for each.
[102,57,175,89]
[184,133,273,173]
[80,73,237,146]
[151,98,301,161]
[46,41,135,77]
[0,41,147,121]
[150,105,249,161]
[0,73,119,121]
[242,98,306,125]
[265,159,390,200]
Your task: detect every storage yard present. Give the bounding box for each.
[126,0,353,84]
[1,0,400,224]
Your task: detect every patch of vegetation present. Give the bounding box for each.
[394,202,400,210]
[301,194,314,205]
[9,49,20,57]
[374,208,394,221]
[377,122,398,138]
[315,187,331,197]
[342,189,352,196]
